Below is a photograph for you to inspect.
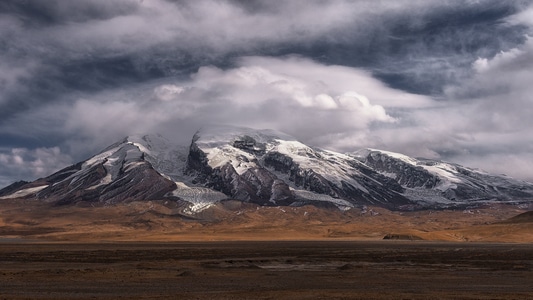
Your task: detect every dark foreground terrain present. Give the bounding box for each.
[0,241,532,299]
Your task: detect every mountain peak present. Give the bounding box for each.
[194,125,297,147]
[2,126,533,212]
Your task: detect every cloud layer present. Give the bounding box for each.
[1,0,533,186]
[59,56,430,154]
[0,147,72,186]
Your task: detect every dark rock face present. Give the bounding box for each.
[186,140,412,208]
[358,150,533,203]
[232,135,266,154]
[0,180,30,197]
[186,143,294,206]
[363,152,439,189]
[98,163,176,204]
[264,152,336,196]
[36,163,107,204]
[263,151,411,208]
[186,138,213,184]
[34,146,176,205]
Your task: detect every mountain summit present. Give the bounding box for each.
[2,126,533,212]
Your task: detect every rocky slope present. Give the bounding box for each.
[184,126,410,209]
[1,126,533,211]
[0,135,179,205]
[352,149,533,207]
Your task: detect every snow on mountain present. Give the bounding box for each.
[0,185,48,199]
[191,125,294,173]
[79,134,222,210]
[352,148,533,207]
[0,134,177,205]
[188,126,533,209]
[170,182,227,213]
[186,125,411,209]
[193,125,362,191]
[1,126,533,211]
[351,148,462,191]
[125,134,189,181]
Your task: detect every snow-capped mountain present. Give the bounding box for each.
[1,134,180,205]
[352,149,533,207]
[2,126,533,211]
[185,125,409,209]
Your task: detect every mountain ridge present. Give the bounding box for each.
[2,125,533,212]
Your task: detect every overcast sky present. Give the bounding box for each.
[1,0,533,187]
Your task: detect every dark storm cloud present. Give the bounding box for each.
[1,0,533,187]
[0,146,72,186]
[274,1,529,95]
[2,0,525,119]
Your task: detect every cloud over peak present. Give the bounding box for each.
[1,0,533,186]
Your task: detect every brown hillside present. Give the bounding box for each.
[499,211,533,224]
[1,198,532,243]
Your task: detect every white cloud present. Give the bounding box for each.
[3,0,533,185]
[507,3,533,27]
[51,56,432,157]
[9,0,453,61]
[472,47,525,73]
[236,56,433,109]
[200,56,428,146]
[446,37,533,130]
[153,84,186,102]
[372,33,533,181]
[0,146,72,187]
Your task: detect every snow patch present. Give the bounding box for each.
[355,148,465,192]
[420,162,461,191]
[195,125,294,174]
[203,144,260,174]
[84,145,120,168]
[127,134,188,181]
[402,188,455,205]
[0,185,48,199]
[367,148,419,165]
[273,142,370,193]
[292,188,354,210]
[171,182,228,213]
